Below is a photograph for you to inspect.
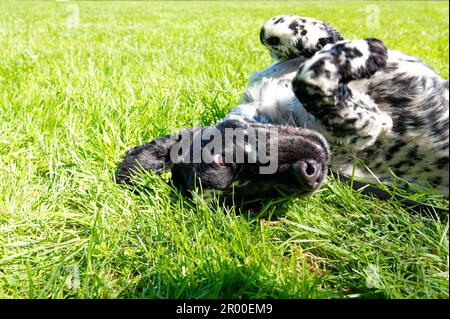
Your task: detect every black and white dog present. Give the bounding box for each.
[230,15,449,196]
[117,15,449,199]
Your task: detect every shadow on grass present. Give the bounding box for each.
[127,260,328,299]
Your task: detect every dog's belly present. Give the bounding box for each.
[331,137,449,195]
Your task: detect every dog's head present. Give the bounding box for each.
[260,15,344,61]
[116,120,330,200]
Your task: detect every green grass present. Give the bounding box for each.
[0,0,448,299]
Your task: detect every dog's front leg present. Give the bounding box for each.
[292,38,392,150]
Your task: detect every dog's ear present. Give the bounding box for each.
[116,134,178,184]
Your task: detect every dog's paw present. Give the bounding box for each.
[260,15,344,60]
[325,38,388,82]
[293,50,341,100]
[364,38,389,75]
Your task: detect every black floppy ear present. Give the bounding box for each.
[116,134,178,185]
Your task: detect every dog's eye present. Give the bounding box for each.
[213,154,226,167]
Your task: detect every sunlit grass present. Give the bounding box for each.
[0,0,448,298]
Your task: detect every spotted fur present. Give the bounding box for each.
[226,15,449,196]
[260,15,344,60]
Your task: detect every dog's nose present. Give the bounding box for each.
[295,160,323,190]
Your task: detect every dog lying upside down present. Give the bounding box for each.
[117,15,449,199]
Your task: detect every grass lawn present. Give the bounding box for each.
[0,0,448,299]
